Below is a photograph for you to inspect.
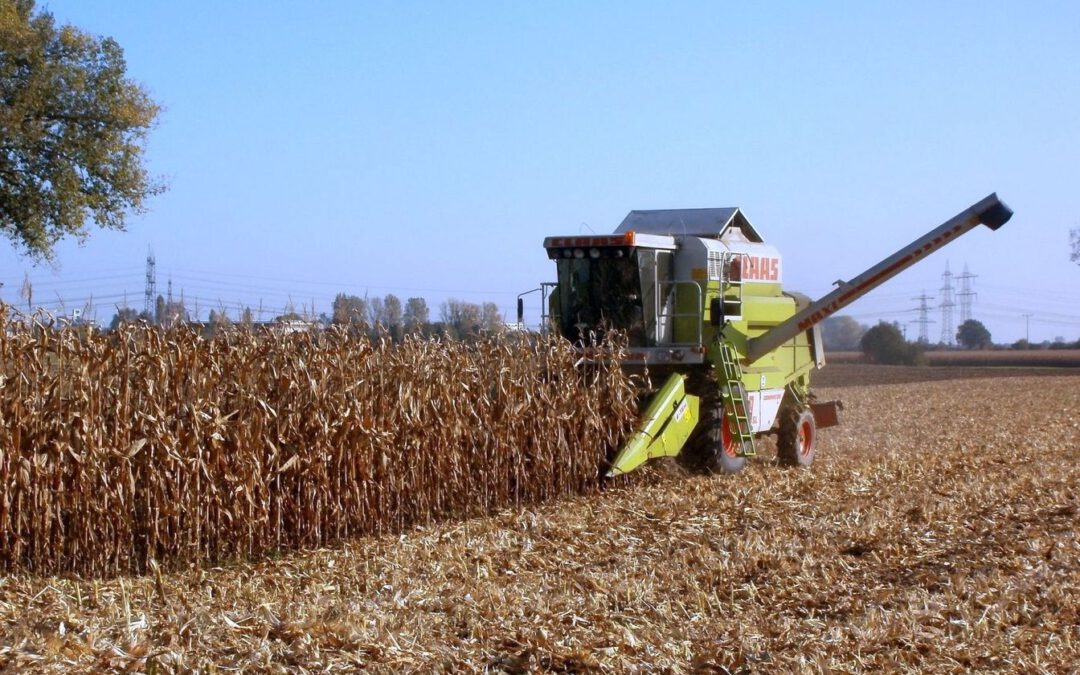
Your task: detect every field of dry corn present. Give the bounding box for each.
[1,358,1078,672]
[0,318,636,576]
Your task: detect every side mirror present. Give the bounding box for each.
[516,298,524,325]
[709,297,723,326]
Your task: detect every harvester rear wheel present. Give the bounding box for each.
[778,407,816,467]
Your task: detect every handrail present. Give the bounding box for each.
[657,280,703,346]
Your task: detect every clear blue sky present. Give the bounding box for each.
[2,1,1078,343]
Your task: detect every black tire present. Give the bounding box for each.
[710,408,749,474]
[683,397,749,475]
[679,371,753,475]
[778,407,816,467]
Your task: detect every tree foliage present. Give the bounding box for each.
[820,315,866,351]
[331,293,367,327]
[364,294,407,338]
[0,0,164,259]
[1071,228,1079,265]
[956,319,992,349]
[440,298,505,339]
[383,294,402,329]
[860,321,923,365]
[108,306,146,330]
[154,294,188,327]
[403,297,429,333]
[440,299,481,339]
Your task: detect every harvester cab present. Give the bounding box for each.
[531,194,1013,477]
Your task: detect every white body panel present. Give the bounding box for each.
[747,387,786,432]
[675,236,783,285]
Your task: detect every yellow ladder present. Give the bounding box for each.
[718,341,756,457]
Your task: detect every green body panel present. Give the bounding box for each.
[705,291,816,395]
[607,373,700,477]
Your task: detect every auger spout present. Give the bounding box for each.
[745,194,1013,364]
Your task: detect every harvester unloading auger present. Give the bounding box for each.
[525,194,1013,476]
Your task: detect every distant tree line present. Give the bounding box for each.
[821,315,1080,365]
[87,305,1080,351]
[103,292,507,341]
[330,293,504,341]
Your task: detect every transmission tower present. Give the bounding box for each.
[911,291,935,343]
[957,264,977,323]
[143,248,157,315]
[939,262,955,345]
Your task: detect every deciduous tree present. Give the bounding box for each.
[821,315,866,351]
[1,0,164,259]
[860,321,922,365]
[332,293,367,327]
[481,302,504,333]
[956,319,992,349]
[403,297,429,334]
[441,298,481,339]
[108,306,140,330]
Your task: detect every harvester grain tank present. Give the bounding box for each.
[531,194,1013,476]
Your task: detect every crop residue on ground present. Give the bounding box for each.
[2,369,1078,671]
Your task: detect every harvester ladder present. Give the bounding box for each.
[718,341,756,457]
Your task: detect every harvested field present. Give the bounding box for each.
[2,368,1078,672]
[814,362,1078,388]
[829,349,1080,369]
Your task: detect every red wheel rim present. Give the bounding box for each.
[721,414,738,458]
[798,418,814,458]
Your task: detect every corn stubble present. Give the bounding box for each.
[0,316,638,576]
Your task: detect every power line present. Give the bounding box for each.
[167,266,520,297]
[0,267,144,285]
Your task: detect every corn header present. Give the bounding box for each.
[526,194,1013,476]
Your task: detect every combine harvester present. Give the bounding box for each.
[525,194,1012,476]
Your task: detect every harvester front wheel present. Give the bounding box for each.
[681,375,748,474]
[778,407,816,467]
[712,410,749,474]
[685,402,747,474]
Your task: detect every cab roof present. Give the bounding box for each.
[614,207,763,243]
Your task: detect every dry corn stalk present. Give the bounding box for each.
[0,308,638,576]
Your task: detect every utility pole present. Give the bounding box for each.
[911,291,935,343]
[957,264,977,324]
[939,262,955,345]
[1022,313,1034,343]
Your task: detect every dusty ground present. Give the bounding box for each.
[2,366,1079,673]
